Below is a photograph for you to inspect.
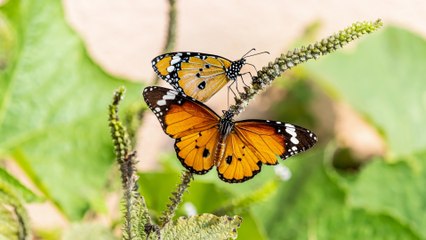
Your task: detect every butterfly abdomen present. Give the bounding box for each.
[214,117,235,166]
[213,141,227,167]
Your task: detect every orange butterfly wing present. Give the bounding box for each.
[217,120,317,183]
[143,86,220,173]
[152,52,234,102]
[174,128,219,173]
[216,132,262,183]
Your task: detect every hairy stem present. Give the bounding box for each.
[109,87,153,239]
[153,0,178,85]
[164,0,177,53]
[159,170,193,227]
[227,19,383,117]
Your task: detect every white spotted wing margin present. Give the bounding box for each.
[143,86,179,135]
[142,86,220,137]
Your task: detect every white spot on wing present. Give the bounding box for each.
[163,91,177,100]
[171,56,181,65]
[157,99,166,106]
[291,137,299,145]
[285,126,299,145]
[167,66,175,72]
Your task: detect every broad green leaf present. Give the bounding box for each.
[254,149,419,239]
[0,11,14,74]
[0,0,142,219]
[160,214,241,240]
[305,26,426,157]
[348,152,426,239]
[0,167,40,202]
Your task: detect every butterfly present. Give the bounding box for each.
[143,86,317,183]
[151,49,265,102]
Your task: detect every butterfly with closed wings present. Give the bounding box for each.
[143,86,317,183]
[151,49,266,102]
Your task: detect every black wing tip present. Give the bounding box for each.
[280,132,318,160]
[142,86,158,102]
[142,85,158,92]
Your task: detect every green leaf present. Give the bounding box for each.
[0,11,14,73]
[348,152,426,239]
[160,214,241,240]
[0,0,142,219]
[0,203,21,240]
[254,149,419,239]
[0,167,40,202]
[0,189,30,240]
[305,26,426,157]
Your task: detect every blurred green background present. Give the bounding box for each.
[1,0,425,239]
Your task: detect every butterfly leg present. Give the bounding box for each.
[239,72,254,87]
[227,82,238,107]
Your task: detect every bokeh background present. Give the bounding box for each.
[1,0,425,239]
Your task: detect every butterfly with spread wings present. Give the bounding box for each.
[151,50,264,102]
[143,86,317,183]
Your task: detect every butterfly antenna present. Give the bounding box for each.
[241,48,256,58]
[244,51,270,59]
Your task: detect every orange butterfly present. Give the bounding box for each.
[143,86,317,183]
[151,50,264,102]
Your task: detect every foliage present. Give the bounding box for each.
[0,0,142,221]
[1,0,423,239]
[0,167,40,239]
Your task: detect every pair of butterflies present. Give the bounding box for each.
[144,51,317,183]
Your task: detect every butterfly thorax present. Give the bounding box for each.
[226,58,246,81]
[214,115,235,167]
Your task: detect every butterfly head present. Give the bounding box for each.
[227,49,270,80]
